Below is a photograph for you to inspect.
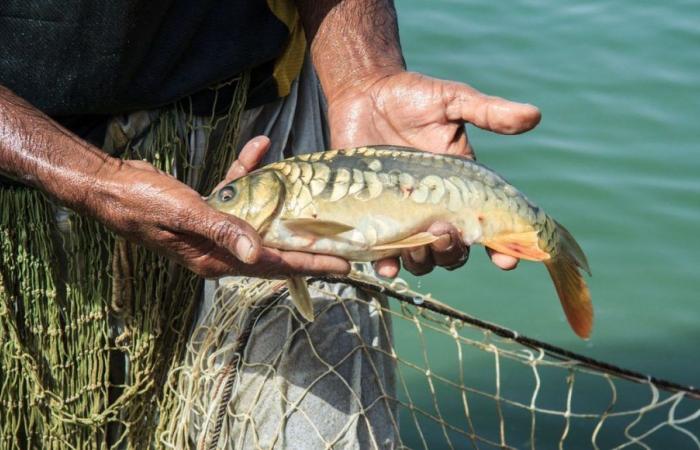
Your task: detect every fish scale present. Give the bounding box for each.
[272,147,514,216]
[209,145,593,338]
[266,147,547,254]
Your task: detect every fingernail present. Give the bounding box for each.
[374,261,396,279]
[235,235,255,263]
[336,262,352,275]
[251,135,269,148]
[433,234,453,252]
[409,247,427,263]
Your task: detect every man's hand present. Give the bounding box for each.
[90,137,350,279]
[297,0,542,278]
[327,72,541,158]
[327,72,541,277]
[0,85,348,279]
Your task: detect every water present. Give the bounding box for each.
[393,0,700,446]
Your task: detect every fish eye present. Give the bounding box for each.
[218,186,236,202]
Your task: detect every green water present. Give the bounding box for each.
[392,0,700,446]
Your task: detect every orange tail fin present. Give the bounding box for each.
[545,256,593,339]
[545,221,593,339]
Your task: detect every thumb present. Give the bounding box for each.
[445,82,541,135]
[226,135,271,181]
[210,135,272,194]
[195,207,263,264]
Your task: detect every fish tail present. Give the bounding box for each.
[286,276,315,322]
[545,221,593,339]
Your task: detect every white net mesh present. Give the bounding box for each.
[161,271,700,449]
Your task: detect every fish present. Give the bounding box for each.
[207,146,593,338]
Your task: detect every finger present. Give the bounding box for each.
[195,247,350,278]
[444,82,541,135]
[179,205,263,264]
[426,222,469,270]
[374,258,400,278]
[401,246,434,276]
[228,135,271,180]
[185,252,241,279]
[486,248,519,271]
[255,248,350,277]
[210,136,271,194]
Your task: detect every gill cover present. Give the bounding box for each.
[208,170,286,233]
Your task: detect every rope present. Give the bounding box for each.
[315,274,700,400]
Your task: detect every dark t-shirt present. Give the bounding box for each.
[0,0,293,117]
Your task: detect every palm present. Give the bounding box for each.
[325,71,542,274]
[329,73,470,155]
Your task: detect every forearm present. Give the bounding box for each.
[0,85,116,211]
[295,0,405,101]
[0,89,349,277]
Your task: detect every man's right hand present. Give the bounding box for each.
[0,85,349,279]
[87,137,351,279]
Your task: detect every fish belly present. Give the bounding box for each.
[263,189,481,261]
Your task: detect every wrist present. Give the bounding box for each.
[46,145,121,215]
[0,85,121,214]
[297,0,405,103]
[22,124,122,215]
[324,64,405,107]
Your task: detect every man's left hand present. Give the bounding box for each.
[326,71,542,278]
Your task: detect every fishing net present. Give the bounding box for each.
[0,74,250,449]
[161,272,700,450]
[1,72,699,449]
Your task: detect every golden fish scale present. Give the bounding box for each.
[268,147,543,219]
[264,146,554,253]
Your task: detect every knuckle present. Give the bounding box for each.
[208,219,239,246]
[306,254,326,274]
[171,207,194,232]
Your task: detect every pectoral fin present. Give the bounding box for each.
[482,231,550,261]
[372,232,439,251]
[282,218,354,236]
[286,276,315,322]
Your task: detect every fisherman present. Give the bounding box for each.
[0,0,540,447]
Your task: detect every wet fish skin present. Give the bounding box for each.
[208,146,592,338]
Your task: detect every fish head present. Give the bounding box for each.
[207,170,285,233]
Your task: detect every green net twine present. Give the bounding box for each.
[0,73,249,449]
